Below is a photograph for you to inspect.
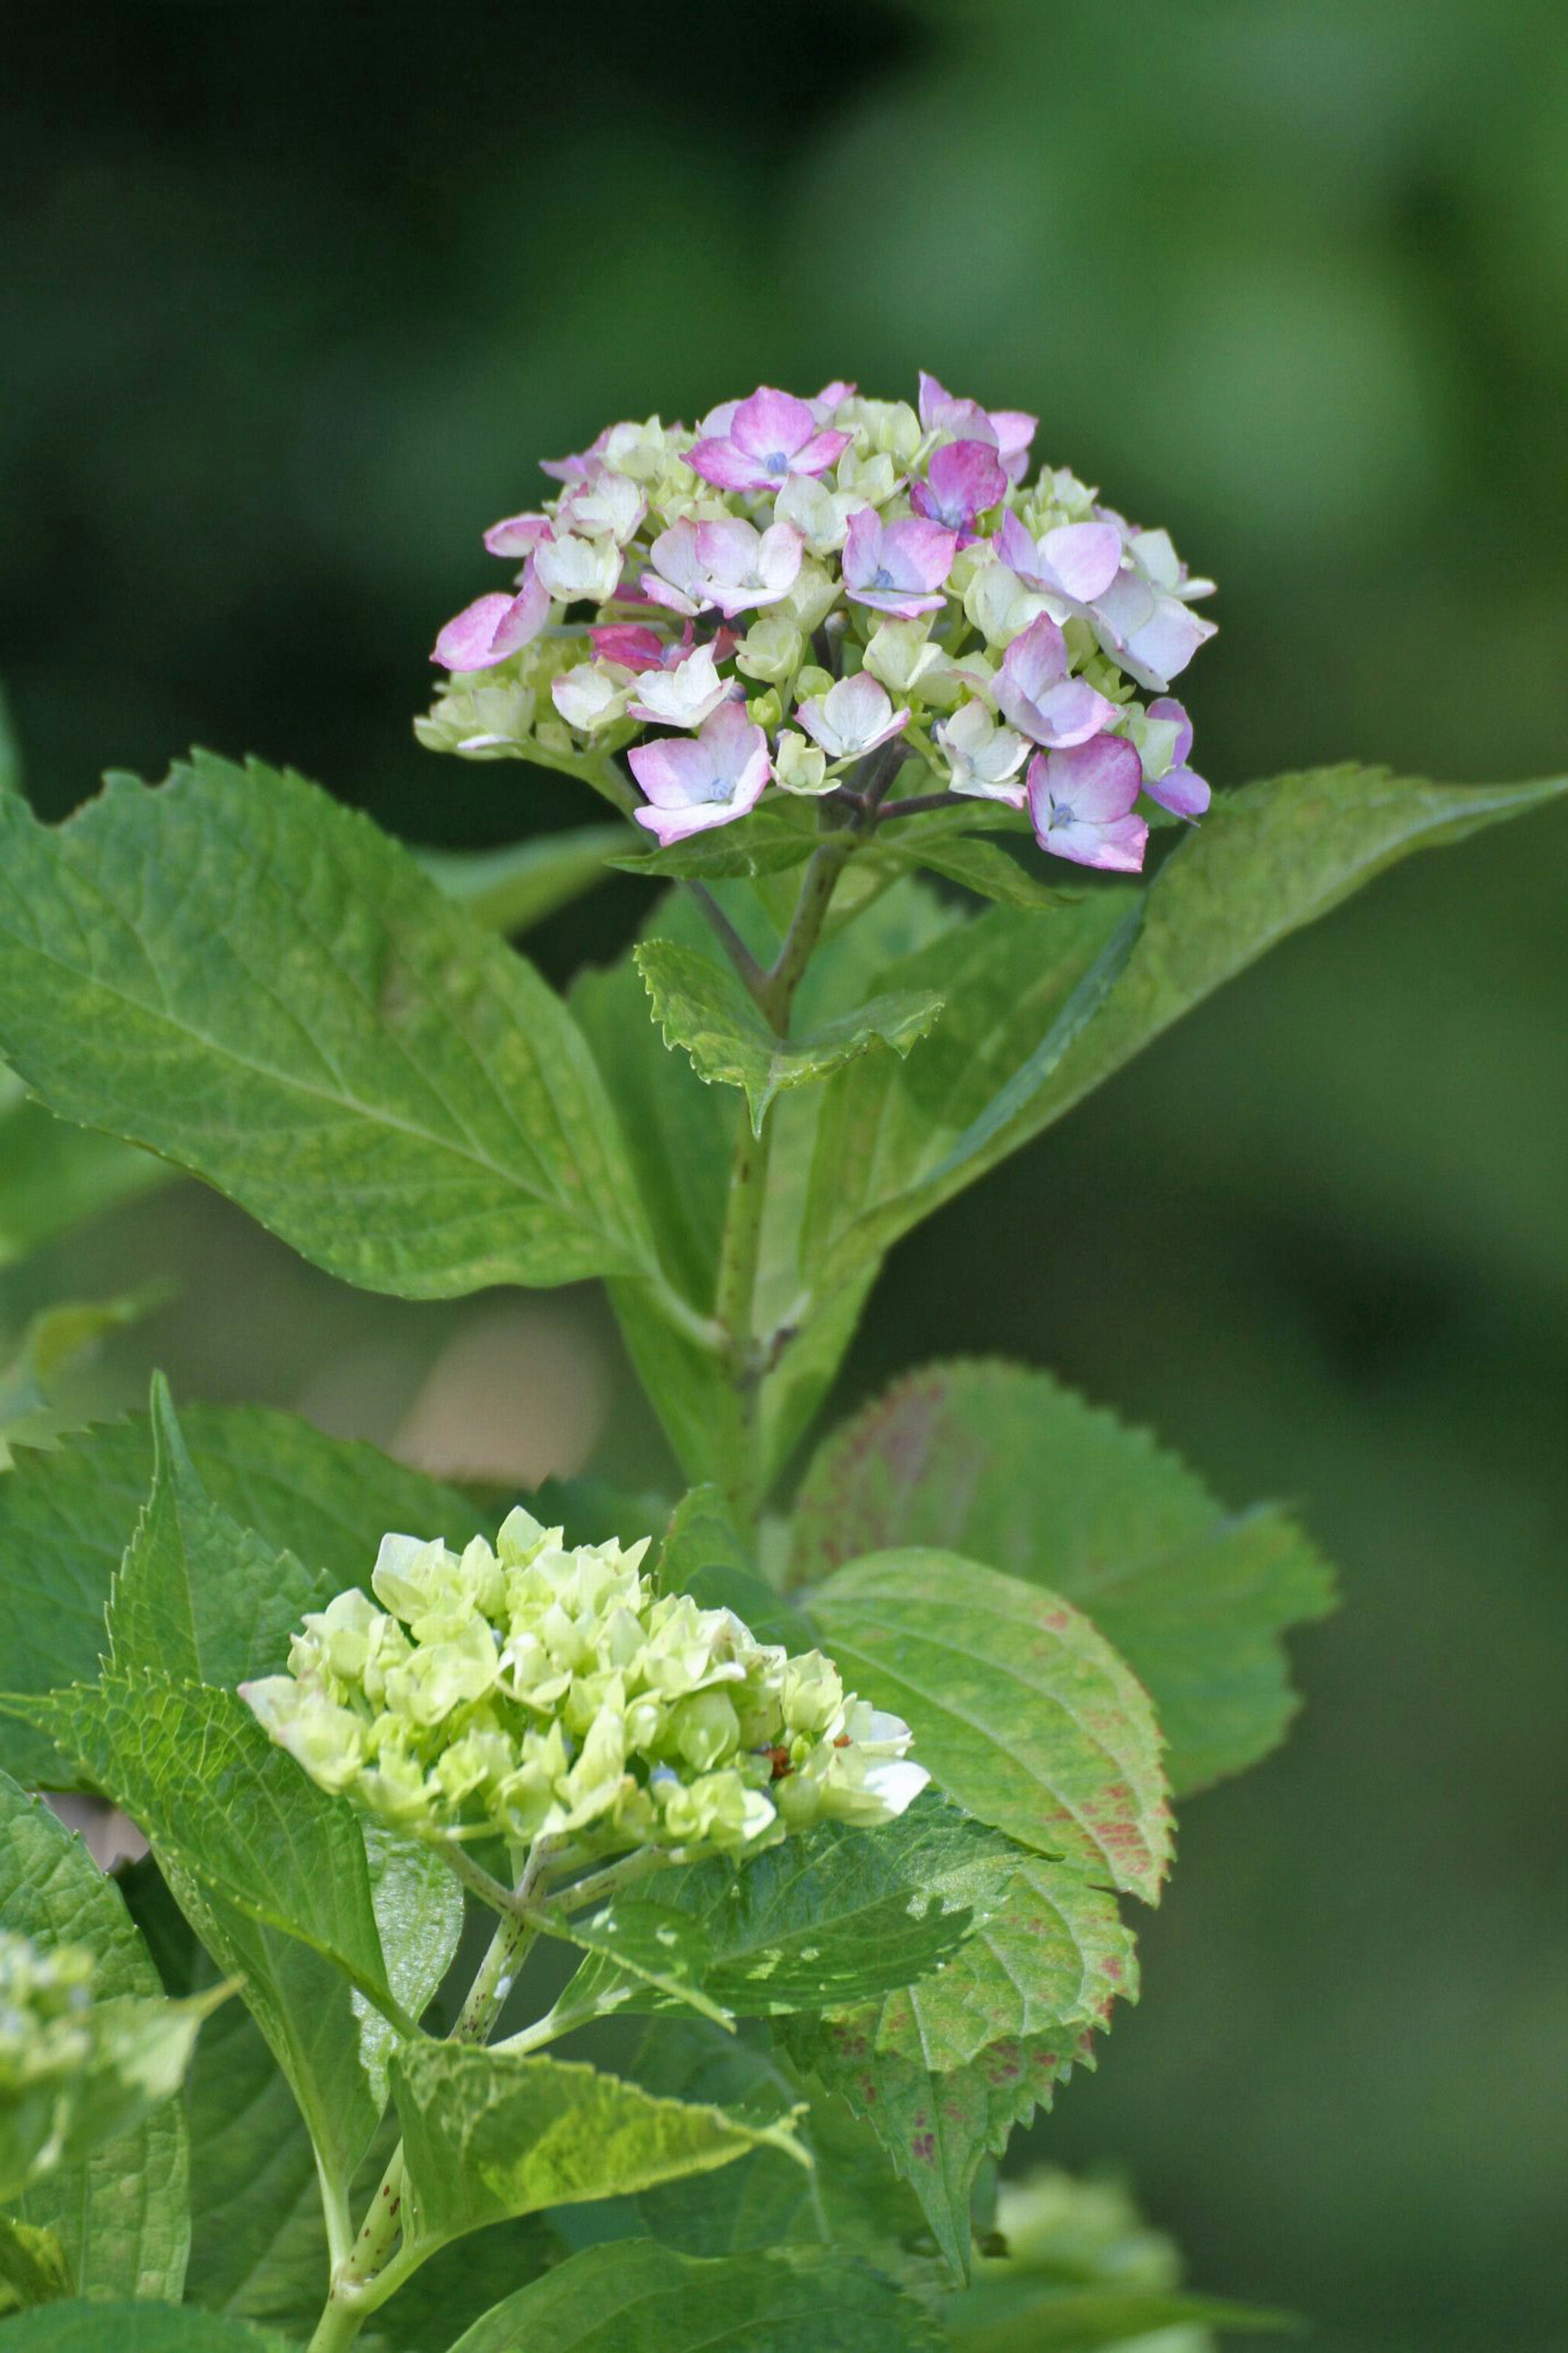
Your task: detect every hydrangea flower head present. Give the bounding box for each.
[241,1508,928,1867]
[420,376,1218,872]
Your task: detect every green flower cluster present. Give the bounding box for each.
[241,1507,927,1864]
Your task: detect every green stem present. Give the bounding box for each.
[306,1853,550,2351]
[687,881,771,1009]
[711,1103,776,1532]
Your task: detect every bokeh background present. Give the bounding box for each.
[2,4,1565,2346]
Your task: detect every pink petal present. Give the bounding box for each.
[1000,614,1069,703]
[732,387,817,461]
[1145,763,1210,819]
[883,517,958,589]
[433,593,518,672]
[1145,696,1194,766]
[791,427,852,476]
[1040,811,1149,872]
[483,512,553,557]
[685,438,775,493]
[1038,734,1145,823]
[590,623,670,668]
[1040,522,1123,603]
[1029,678,1119,749]
[627,736,707,810]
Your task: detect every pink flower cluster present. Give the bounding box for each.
[420,377,1216,870]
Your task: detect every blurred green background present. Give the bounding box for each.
[2,3,1565,2346]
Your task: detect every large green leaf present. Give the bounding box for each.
[0,1771,190,2302]
[552,1795,1008,2023]
[19,1677,414,2217]
[791,1362,1335,1795]
[0,2306,289,2350]
[444,2238,938,2353]
[105,1379,321,1691]
[390,2039,805,2257]
[546,2017,904,2261]
[801,1552,1171,1901]
[0,753,655,1298]
[0,1405,480,1788]
[416,823,628,935]
[20,1675,402,2028]
[781,1855,1135,2277]
[637,936,943,1136]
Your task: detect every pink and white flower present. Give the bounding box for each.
[1027,737,1148,871]
[910,439,1009,540]
[996,510,1123,605]
[627,642,734,730]
[917,372,1038,482]
[628,700,772,845]
[482,511,554,558]
[432,563,550,671]
[1139,697,1210,818]
[686,386,851,495]
[935,700,1031,804]
[796,673,910,764]
[534,533,622,605]
[643,519,803,619]
[1090,571,1218,692]
[842,509,956,618]
[557,471,646,545]
[994,615,1119,748]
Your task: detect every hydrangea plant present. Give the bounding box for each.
[0,376,1561,2353]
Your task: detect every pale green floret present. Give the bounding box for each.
[0,1931,95,2082]
[240,1507,928,1869]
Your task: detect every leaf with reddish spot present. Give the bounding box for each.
[780,1851,1135,2279]
[800,1548,1172,1900]
[790,1359,1335,1794]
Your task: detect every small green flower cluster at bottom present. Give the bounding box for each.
[241,1507,927,1865]
[0,1929,95,2091]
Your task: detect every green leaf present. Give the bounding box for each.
[0,1770,190,2301]
[20,1674,405,2030]
[0,2306,290,2350]
[0,1086,173,1277]
[181,1829,463,2339]
[0,688,21,800]
[0,753,655,1298]
[907,764,1568,1210]
[390,2039,805,2259]
[444,2238,939,2353]
[871,831,1071,912]
[18,1677,415,2216]
[946,2279,1292,2349]
[0,1287,167,1442]
[0,2215,72,2308]
[415,823,628,936]
[554,1794,1007,2022]
[791,1362,1336,1795]
[781,1855,1136,2277]
[636,936,943,1136]
[0,1403,481,1788]
[607,799,821,880]
[802,893,1140,1296]
[800,1552,1172,1901]
[106,1377,322,1689]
